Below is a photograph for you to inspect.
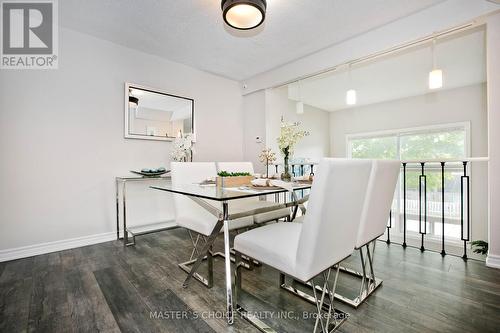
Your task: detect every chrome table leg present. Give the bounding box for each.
[222,202,234,325]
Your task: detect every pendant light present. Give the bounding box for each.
[296,80,304,114]
[429,38,443,90]
[221,0,267,30]
[346,64,357,106]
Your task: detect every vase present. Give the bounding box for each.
[281,154,292,181]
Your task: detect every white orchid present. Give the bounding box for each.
[171,134,194,162]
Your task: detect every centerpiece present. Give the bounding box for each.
[216,171,253,188]
[277,121,308,181]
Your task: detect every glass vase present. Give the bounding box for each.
[281,154,292,181]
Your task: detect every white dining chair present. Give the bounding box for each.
[338,159,400,307]
[170,162,254,288]
[233,158,373,332]
[291,159,400,308]
[216,161,291,224]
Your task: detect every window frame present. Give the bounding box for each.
[345,121,471,244]
[346,122,471,160]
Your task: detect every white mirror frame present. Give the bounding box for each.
[124,82,195,142]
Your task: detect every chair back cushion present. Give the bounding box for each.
[356,160,400,248]
[170,162,218,236]
[295,158,372,281]
[216,162,255,174]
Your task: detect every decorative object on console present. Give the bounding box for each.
[259,147,276,179]
[171,134,194,162]
[277,121,308,181]
[216,171,253,188]
[130,167,169,177]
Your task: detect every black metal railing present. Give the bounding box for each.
[385,158,487,260]
[271,157,488,260]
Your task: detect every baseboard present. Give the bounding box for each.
[486,254,500,269]
[0,232,116,263]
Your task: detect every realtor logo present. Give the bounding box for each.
[1,0,58,69]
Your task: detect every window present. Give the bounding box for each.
[347,123,469,241]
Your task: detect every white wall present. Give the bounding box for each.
[0,28,244,254]
[486,12,500,268]
[329,83,488,243]
[329,84,487,157]
[242,90,267,173]
[264,87,330,162]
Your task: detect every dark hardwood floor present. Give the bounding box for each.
[1,228,499,332]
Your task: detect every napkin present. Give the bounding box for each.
[251,179,294,192]
[269,180,293,192]
[251,178,270,187]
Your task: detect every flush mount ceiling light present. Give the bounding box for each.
[129,96,139,108]
[221,0,267,30]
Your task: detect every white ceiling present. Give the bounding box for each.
[287,27,486,112]
[60,0,446,80]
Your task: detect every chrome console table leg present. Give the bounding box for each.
[116,179,120,240]
[122,181,131,246]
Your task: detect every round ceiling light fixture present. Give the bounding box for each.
[221,0,267,30]
[129,96,139,108]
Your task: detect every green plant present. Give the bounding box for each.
[470,240,488,255]
[217,171,252,177]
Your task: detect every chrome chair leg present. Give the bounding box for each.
[180,224,257,289]
[311,266,343,333]
[240,260,348,332]
[286,241,382,308]
[335,241,382,308]
[188,230,201,260]
[181,220,223,288]
[234,251,279,333]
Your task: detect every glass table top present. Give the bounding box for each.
[150,182,311,201]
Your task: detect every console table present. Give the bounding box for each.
[116,175,177,246]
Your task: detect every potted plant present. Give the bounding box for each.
[470,240,488,255]
[216,171,253,188]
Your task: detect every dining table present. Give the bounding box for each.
[150,181,312,324]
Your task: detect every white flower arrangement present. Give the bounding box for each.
[171,134,194,162]
[277,121,309,157]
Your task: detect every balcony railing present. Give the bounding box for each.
[270,157,489,260]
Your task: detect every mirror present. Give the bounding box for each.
[124,83,194,141]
